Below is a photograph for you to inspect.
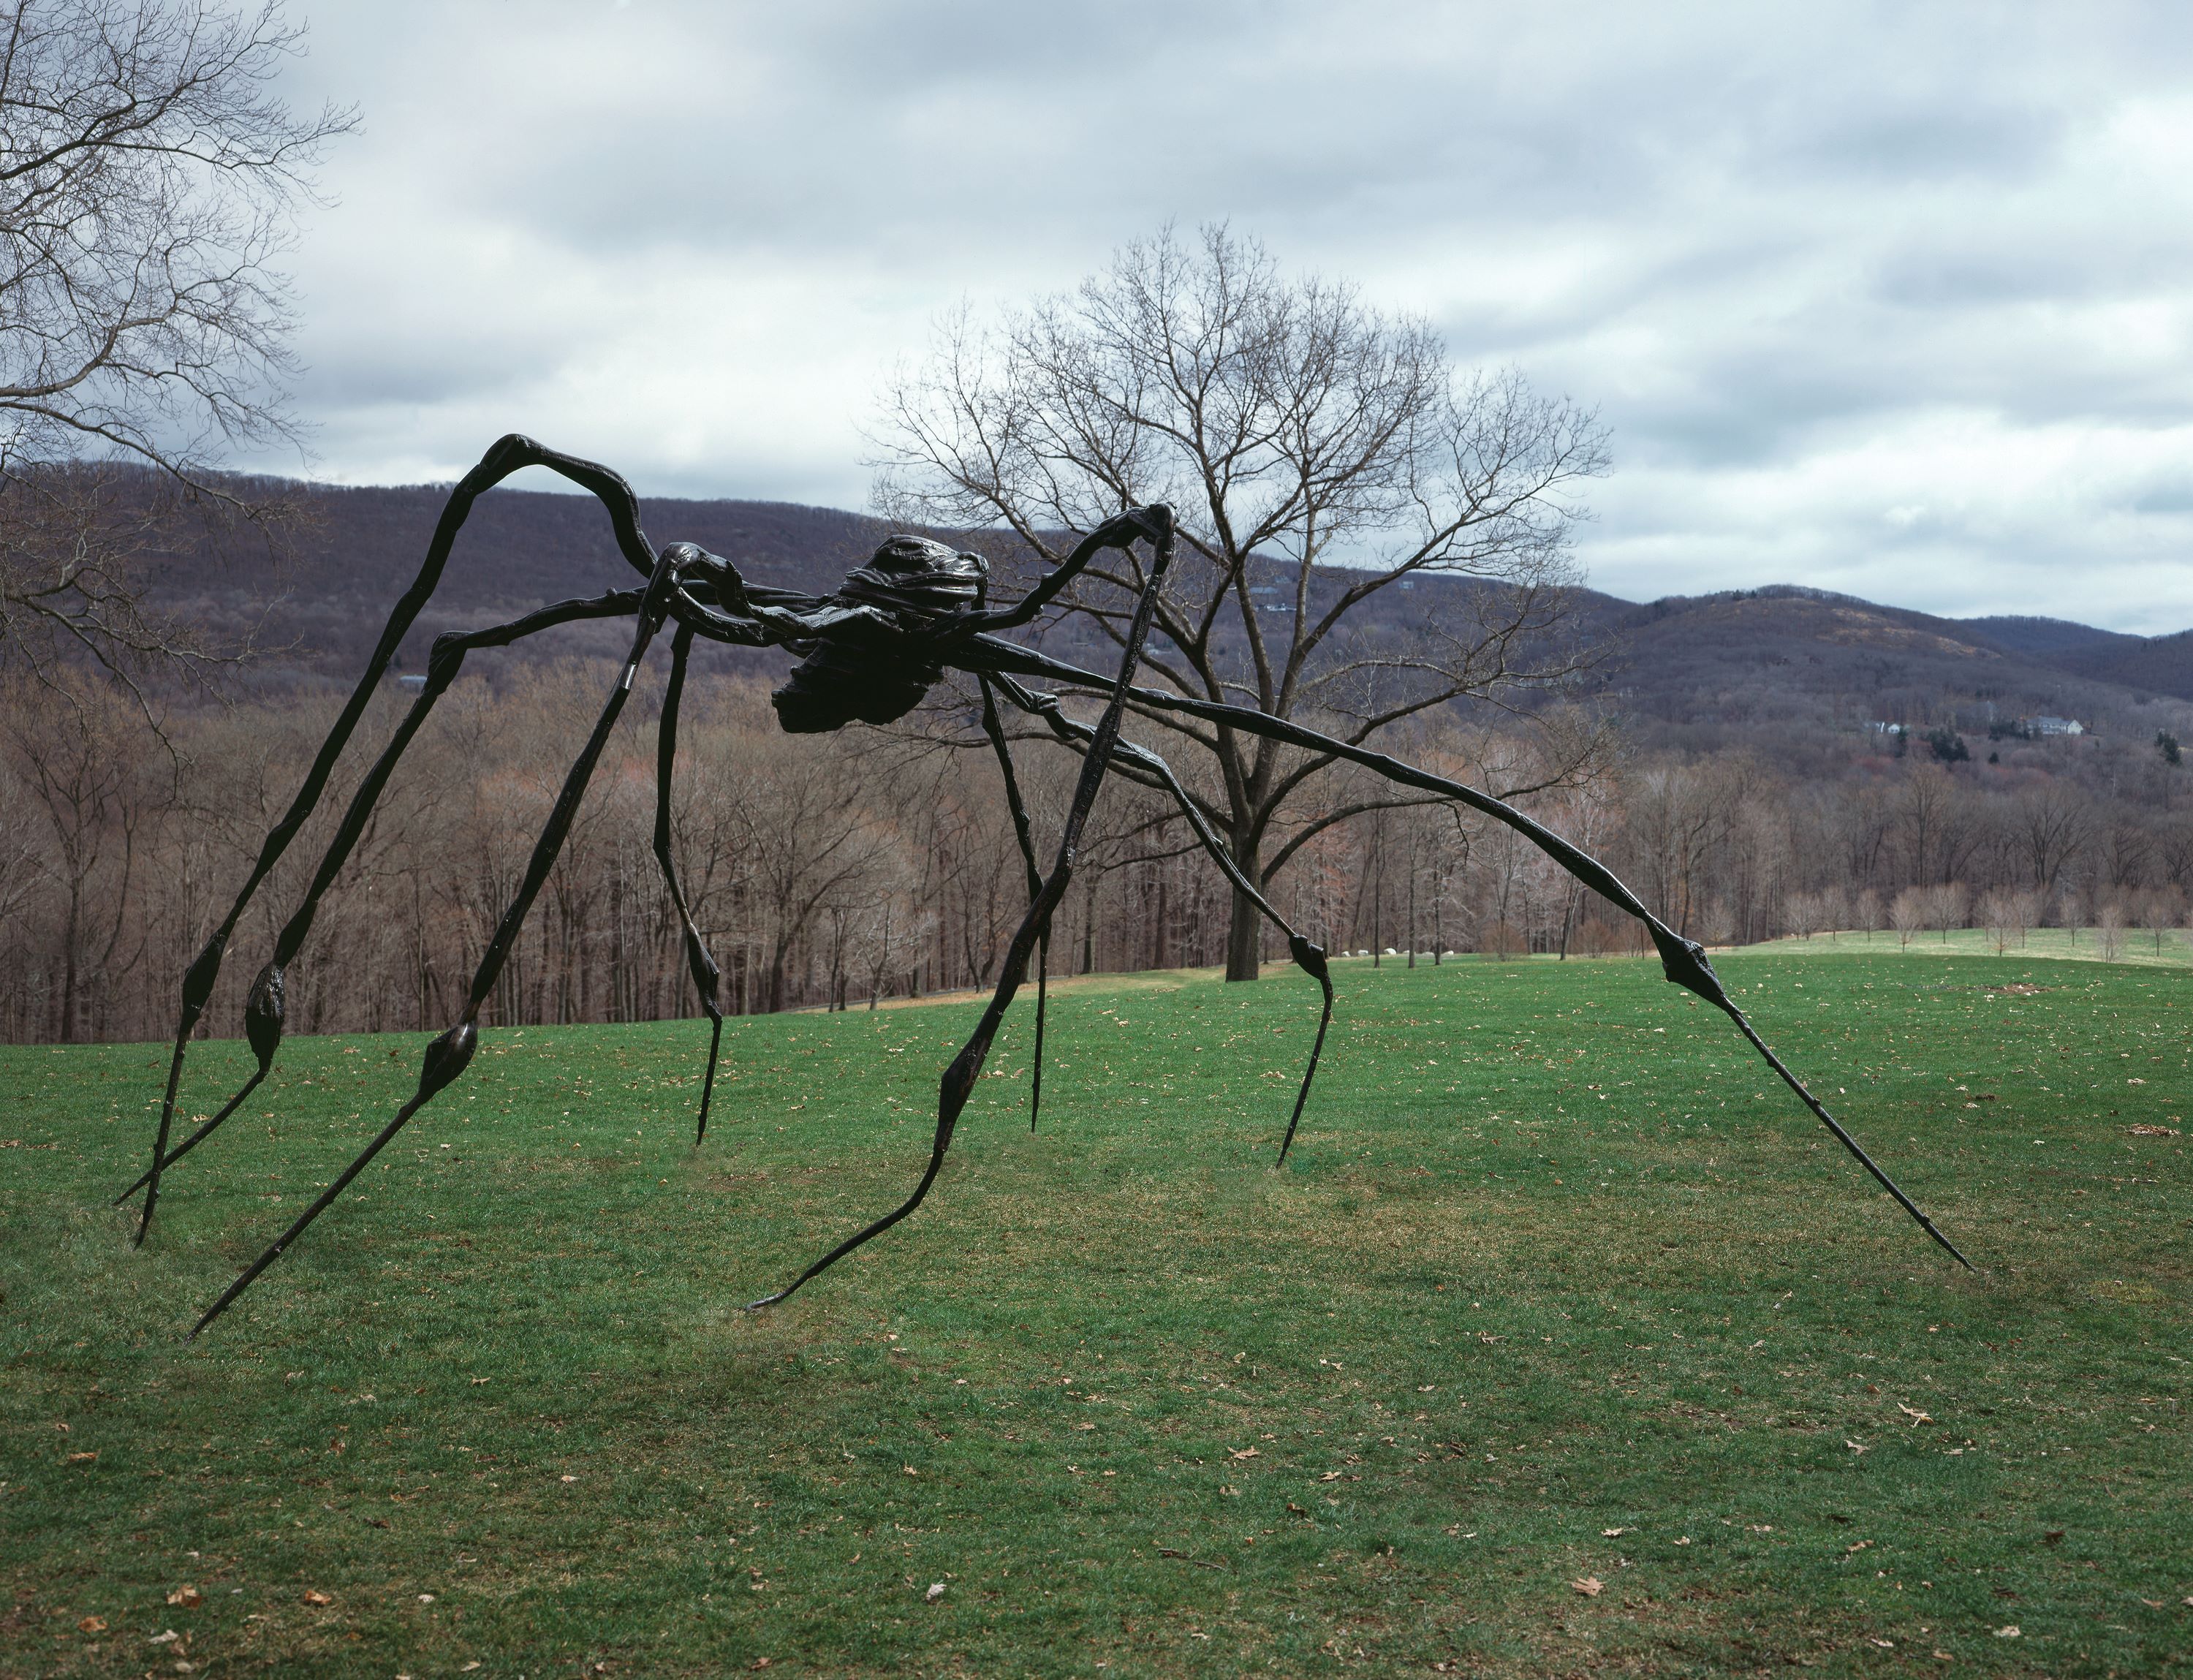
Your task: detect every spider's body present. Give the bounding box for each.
[770,535,989,733]
[124,434,1972,1339]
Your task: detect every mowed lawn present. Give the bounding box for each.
[1,953,2187,1679]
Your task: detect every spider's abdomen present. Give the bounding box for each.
[771,536,986,733]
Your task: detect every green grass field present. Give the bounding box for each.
[3,952,2186,1678]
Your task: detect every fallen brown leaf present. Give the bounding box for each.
[65,1450,95,1463]
[302,1589,332,1606]
[166,1586,201,1607]
[77,1616,105,1634]
[1571,1576,1604,1597]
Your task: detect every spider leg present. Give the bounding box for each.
[947,505,1176,636]
[968,640,1974,1272]
[988,673,1333,1163]
[654,621,727,1144]
[976,674,1049,1130]
[745,507,1178,1311]
[187,559,681,1339]
[140,434,673,1245]
[115,589,647,1209]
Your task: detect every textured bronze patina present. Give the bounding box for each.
[122,436,1972,1338]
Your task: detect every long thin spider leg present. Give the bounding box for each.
[976,675,1049,1130]
[141,434,671,1245]
[969,641,1974,1271]
[188,559,681,1339]
[115,589,645,1208]
[654,621,727,1144]
[746,507,1178,1312]
[950,505,1175,635]
[991,673,1333,1162]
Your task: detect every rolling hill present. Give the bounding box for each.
[151,479,2193,746]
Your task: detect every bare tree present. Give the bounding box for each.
[1977,885,2015,956]
[2012,783,2093,893]
[4,669,154,1037]
[2097,901,2126,963]
[1815,883,1847,942]
[1852,885,1885,942]
[1889,886,1925,951]
[1784,888,1822,942]
[1928,880,1969,943]
[0,0,353,692]
[876,224,1610,979]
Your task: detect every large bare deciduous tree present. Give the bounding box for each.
[875,224,1611,979]
[0,0,353,695]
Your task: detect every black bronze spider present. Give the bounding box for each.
[122,435,1972,1338]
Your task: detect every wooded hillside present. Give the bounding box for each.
[7,477,2193,1046]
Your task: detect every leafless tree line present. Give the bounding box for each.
[0,665,1553,1045]
[1613,753,2193,955]
[11,668,2192,1047]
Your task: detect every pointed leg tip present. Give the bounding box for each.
[743,1293,784,1313]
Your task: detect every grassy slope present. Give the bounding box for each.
[1,953,2186,1679]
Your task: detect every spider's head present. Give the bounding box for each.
[770,534,989,733]
[835,534,988,618]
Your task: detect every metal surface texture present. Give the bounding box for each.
[122,435,1972,1339]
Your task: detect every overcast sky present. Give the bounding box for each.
[257,1,2193,631]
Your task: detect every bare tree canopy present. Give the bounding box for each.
[875,224,1611,978]
[0,0,353,689]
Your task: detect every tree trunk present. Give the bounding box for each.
[1225,886,1262,980]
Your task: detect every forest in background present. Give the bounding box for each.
[8,628,2193,1047]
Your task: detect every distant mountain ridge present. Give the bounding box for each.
[1957,614,2142,658]
[149,478,2193,741]
[1561,582,2193,753]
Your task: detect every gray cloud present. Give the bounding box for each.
[248,0,2193,628]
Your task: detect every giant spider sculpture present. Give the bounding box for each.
[124,435,1973,1338]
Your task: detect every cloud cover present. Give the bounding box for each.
[257,0,2193,629]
